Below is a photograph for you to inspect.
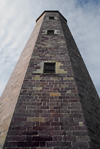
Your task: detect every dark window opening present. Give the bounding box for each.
[44,63,55,73]
[49,16,54,20]
[47,30,54,35]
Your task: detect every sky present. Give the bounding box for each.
[0,0,100,97]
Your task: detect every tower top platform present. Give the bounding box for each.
[36,10,67,22]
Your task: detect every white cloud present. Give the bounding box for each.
[0,0,100,97]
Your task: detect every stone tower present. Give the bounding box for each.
[0,11,100,149]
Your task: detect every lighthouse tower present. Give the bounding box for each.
[0,11,100,149]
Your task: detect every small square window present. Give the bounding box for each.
[49,16,54,20]
[47,30,54,35]
[44,63,55,73]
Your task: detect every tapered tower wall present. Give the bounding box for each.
[0,13,45,148]
[0,11,100,149]
[60,15,100,148]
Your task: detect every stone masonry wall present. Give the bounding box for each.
[60,14,100,149]
[2,11,93,149]
[0,13,45,148]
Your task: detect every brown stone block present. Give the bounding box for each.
[51,113,62,117]
[33,126,44,131]
[50,93,61,96]
[47,141,71,147]
[50,130,65,136]
[27,117,45,122]
[23,131,38,135]
[40,122,50,126]
[32,136,52,141]
[38,131,50,136]
[52,135,62,141]
[7,135,26,142]
[72,142,89,148]
[17,141,39,147]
